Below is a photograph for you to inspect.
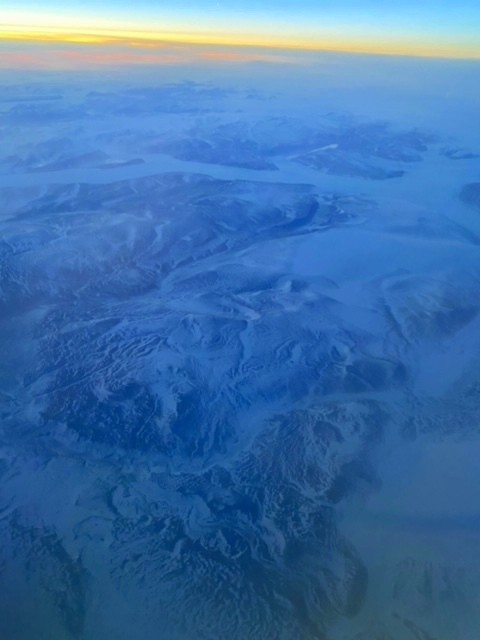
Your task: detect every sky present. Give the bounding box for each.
[1,0,480,59]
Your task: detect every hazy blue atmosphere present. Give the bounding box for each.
[0,45,480,640]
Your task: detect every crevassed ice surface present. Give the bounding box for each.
[1,49,480,640]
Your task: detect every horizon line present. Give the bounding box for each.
[1,25,480,61]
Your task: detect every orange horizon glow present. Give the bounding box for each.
[0,46,302,71]
[1,24,480,61]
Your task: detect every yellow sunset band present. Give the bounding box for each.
[1,25,479,60]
